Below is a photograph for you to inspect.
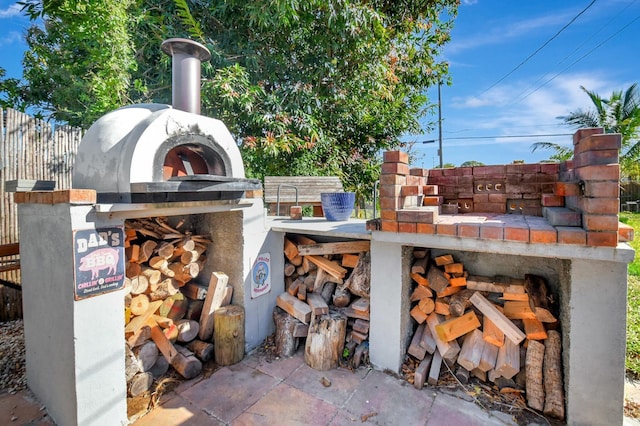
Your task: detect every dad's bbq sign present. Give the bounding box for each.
[73,227,125,300]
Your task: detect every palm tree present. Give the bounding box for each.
[531,84,640,173]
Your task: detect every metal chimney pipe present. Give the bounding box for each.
[161,38,211,114]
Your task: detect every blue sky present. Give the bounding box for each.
[1,1,639,168]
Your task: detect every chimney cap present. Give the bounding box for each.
[161,38,211,62]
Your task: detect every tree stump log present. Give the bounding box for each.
[273,306,300,357]
[304,311,347,371]
[186,340,214,362]
[543,330,565,419]
[133,341,158,372]
[214,305,245,366]
[526,339,545,411]
[176,319,199,343]
[148,355,169,379]
[128,372,153,397]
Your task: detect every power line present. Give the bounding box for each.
[477,0,597,97]
[515,12,640,103]
[512,0,637,105]
[417,133,572,143]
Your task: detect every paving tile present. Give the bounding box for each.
[284,362,366,407]
[132,394,222,426]
[426,392,516,426]
[179,363,280,423]
[234,382,338,426]
[0,390,53,425]
[242,346,304,380]
[341,369,435,425]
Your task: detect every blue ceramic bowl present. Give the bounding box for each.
[321,192,355,221]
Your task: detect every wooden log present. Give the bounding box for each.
[163,322,179,343]
[343,251,371,298]
[148,355,169,379]
[543,330,565,419]
[297,240,370,256]
[436,286,462,298]
[148,278,180,301]
[410,305,428,324]
[149,256,175,277]
[483,315,505,347]
[469,292,525,345]
[478,341,500,372]
[156,242,175,259]
[414,354,433,390]
[353,342,369,369]
[526,339,545,411]
[290,255,303,266]
[159,293,188,321]
[129,274,149,295]
[186,340,215,362]
[495,338,520,379]
[332,287,351,308]
[293,323,309,338]
[426,312,460,364]
[434,298,451,316]
[457,329,484,372]
[427,349,443,386]
[455,367,470,384]
[169,262,199,283]
[410,285,433,301]
[176,319,199,343]
[214,305,245,366]
[127,325,151,348]
[284,263,296,277]
[444,263,464,275]
[273,306,300,357]
[297,283,307,301]
[467,275,525,294]
[138,240,157,263]
[182,282,208,300]
[133,341,159,372]
[125,345,140,381]
[418,321,437,355]
[427,266,450,293]
[411,256,430,275]
[525,274,557,323]
[180,250,199,265]
[307,293,329,315]
[141,267,162,286]
[434,254,454,266]
[130,294,151,316]
[411,272,430,287]
[448,289,475,317]
[277,292,312,324]
[304,311,347,371]
[434,311,481,342]
[523,318,548,340]
[185,299,204,321]
[306,255,347,280]
[125,300,163,334]
[413,249,428,259]
[287,278,302,297]
[313,268,329,293]
[352,319,370,335]
[126,262,142,279]
[349,330,367,344]
[128,372,153,397]
[199,272,230,340]
[320,282,336,304]
[408,324,428,360]
[471,368,487,382]
[172,352,202,379]
[283,237,299,261]
[153,315,174,328]
[341,254,359,268]
[449,276,467,287]
[503,300,537,320]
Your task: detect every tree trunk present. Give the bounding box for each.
[214,305,245,366]
[273,306,299,357]
[304,311,347,371]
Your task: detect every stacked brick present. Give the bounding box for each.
[374,128,632,247]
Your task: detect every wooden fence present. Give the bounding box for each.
[0,108,83,320]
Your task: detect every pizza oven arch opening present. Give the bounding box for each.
[160,138,228,180]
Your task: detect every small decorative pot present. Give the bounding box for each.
[320,192,355,221]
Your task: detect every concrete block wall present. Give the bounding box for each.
[374,128,632,247]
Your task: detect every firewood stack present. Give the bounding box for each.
[405,248,565,420]
[122,217,233,397]
[274,235,371,370]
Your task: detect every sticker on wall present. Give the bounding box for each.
[251,253,271,298]
[73,227,125,300]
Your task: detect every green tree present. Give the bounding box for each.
[460,160,484,167]
[19,0,136,127]
[16,0,459,203]
[531,84,640,172]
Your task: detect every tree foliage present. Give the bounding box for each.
[8,0,459,200]
[531,84,640,175]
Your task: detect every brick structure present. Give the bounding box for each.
[374,128,632,247]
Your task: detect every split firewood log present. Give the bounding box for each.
[342,251,371,298]
[130,294,151,316]
[129,275,149,296]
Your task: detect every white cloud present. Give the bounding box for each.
[461,0,479,5]
[0,4,22,19]
[0,30,22,47]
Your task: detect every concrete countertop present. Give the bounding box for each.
[265,216,371,240]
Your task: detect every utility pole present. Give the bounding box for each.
[438,82,443,168]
